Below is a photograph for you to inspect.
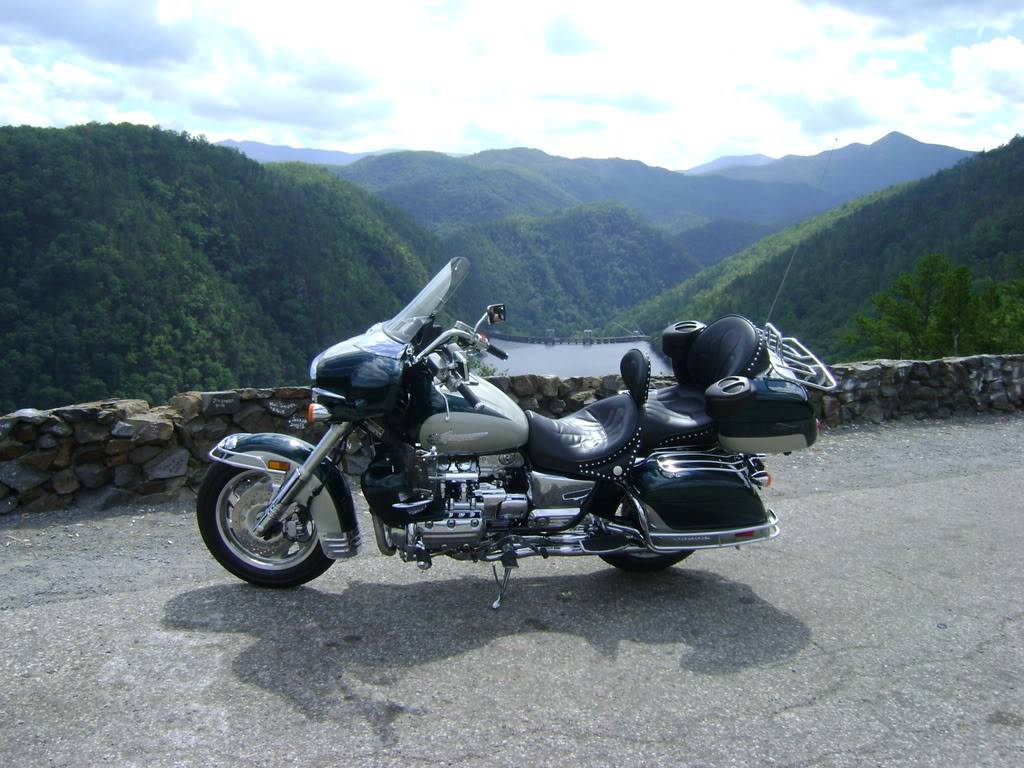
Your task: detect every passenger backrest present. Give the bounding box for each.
[619,348,651,407]
[687,315,769,388]
[661,320,706,384]
[663,316,769,389]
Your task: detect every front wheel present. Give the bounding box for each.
[196,463,334,588]
[599,550,694,573]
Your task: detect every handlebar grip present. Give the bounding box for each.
[457,381,482,408]
[487,343,509,361]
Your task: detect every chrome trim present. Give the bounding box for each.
[764,322,838,392]
[652,450,748,474]
[644,449,755,489]
[527,508,582,527]
[311,386,349,403]
[646,511,779,549]
[392,498,434,514]
[319,530,361,559]
[371,514,396,556]
[209,444,283,475]
[528,471,595,509]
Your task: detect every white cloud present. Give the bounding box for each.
[0,0,1020,168]
[952,36,1024,103]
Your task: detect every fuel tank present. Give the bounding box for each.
[417,376,528,454]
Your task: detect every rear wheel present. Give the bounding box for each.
[197,463,333,588]
[599,550,694,573]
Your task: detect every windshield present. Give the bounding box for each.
[382,257,470,343]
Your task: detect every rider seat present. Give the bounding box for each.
[527,317,773,475]
[526,349,650,479]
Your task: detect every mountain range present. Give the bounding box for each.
[683,153,776,175]
[334,146,839,235]
[0,123,1016,412]
[709,132,974,201]
[215,140,396,166]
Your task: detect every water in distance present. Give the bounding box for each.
[485,340,672,378]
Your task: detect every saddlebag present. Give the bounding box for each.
[706,376,816,454]
[633,451,768,532]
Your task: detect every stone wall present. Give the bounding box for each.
[0,388,326,516]
[811,354,1024,426]
[2,354,1022,515]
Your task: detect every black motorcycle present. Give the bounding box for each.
[197,257,836,607]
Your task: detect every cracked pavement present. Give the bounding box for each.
[2,413,1022,767]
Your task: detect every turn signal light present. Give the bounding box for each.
[307,403,330,423]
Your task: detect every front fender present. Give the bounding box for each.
[209,432,360,558]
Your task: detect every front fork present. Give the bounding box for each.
[251,422,351,539]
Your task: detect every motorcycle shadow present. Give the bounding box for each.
[163,567,810,739]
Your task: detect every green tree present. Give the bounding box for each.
[852,253,1024,358]
[854,253,952,357]
[935,265,976,355]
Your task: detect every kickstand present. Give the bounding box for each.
[490,552,518,610]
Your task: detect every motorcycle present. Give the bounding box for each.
[197,257,836,608]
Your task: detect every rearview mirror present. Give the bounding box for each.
[486,304,506,324]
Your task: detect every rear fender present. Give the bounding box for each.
[208,432,360,559]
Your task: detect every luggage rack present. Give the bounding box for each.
[764,322,838,392]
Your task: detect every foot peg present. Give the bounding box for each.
[491,551,518,610]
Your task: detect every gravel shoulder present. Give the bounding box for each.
[2,413,1023,767]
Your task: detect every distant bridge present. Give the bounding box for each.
[489,330,650,345]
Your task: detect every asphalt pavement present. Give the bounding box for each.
[1,413,1022,767]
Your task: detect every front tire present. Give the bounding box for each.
[197,463,334,588]
[599,550,694,573]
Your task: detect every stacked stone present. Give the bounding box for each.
[810,355,1024,426]
[0,400,183,515]
[2,355,1022,516]
[0,387,319,516]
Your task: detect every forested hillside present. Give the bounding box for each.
[0,124,445,412]
[337,150,578,235]
[336,147,838,236]
[675,219,776,267]
[444,204,703,334]
[620,136,1024,360]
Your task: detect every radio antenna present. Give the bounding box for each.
[765,136,839,324]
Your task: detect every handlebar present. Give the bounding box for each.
[412,328,475,365]
[486,343,509,361]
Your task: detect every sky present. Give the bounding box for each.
[1,0,1022,170]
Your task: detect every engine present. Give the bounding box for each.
[361,446,530,558]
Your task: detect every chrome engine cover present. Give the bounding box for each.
[383,456,613,561]
[387,454,530,557]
